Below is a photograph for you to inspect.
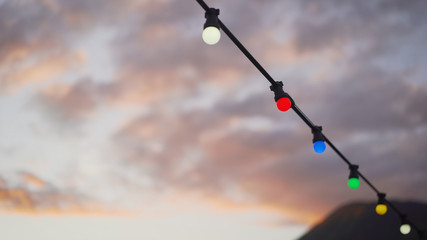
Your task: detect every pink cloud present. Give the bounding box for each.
[1,51,86,93]
[40,79,96,117]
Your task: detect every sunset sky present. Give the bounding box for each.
[1,0,427,239]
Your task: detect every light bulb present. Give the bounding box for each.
[348,165,359,189]
[313,140,326,153]
[376,204,387,215]
[312,126,326,154]
[400,224,411,235]
[376,193,387,215]
[202,26,221,45]
[348,178,360,189]
[276,97,291,112]
[270,81,293,112]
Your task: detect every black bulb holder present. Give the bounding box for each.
[270,81,294,105]
[349,165,359,179]
[377,193,386,204]
[204,8,220,29]
[312,126,324,143]
[400,214,409,225]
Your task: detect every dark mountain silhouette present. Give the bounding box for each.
[298,201,427,240]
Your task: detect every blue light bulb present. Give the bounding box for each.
[313,140,326,153]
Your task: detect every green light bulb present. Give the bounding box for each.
[348,178,360,189]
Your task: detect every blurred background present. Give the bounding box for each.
[0,0,426,239]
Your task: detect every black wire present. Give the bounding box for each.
[218,20,276,85]
[322,135,352,166]
[197,0,276,85]
[196,0,209,11]
[195,0,425,237]
[291,104,316,129]
[359,171,381,194]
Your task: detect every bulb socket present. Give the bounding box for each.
[270,81,294,106]
[312,126,324,143]
[348,165,359,179]
[377,193,386,204]
[401,215,409,224]
[204,8,220,29]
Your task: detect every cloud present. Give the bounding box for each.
[1,50,86,92]
[0,172,100,214]
[20,172,46,189]
[0,0,140,93]
[292,0,426,52]
[0,1,61,64]
[39,79,97,117]
[308,68,427,136]
[110,94,323,222]
[1,0,427,226]
[99,0,427,224]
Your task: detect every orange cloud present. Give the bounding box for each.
[40,79,96,117]
[1,0,426,228]
[1,50,86,93]
[77,63,245,113]
[20,172,46,189]
[0,187,126,216]
[0,174,128,216]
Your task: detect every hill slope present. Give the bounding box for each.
[298,201,427,240]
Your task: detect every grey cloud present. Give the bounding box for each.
[293,0,427,53]
[0,0,131,92]
[0,1,63,63]
[108,0,427,223]
[4,0,426,223]
[308,67,427,135]
[38,79,98,119]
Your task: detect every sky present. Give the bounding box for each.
[0,0,427,239]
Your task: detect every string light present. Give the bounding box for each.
[202,8,221,45]
[401,224,411,235]
[312,126,326,153]
[348,165,360,189]
[376,193,387,215]
[270,81,293,112]
[195,0,425,236]
[400,215,411,235]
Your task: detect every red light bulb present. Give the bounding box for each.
[276,97,291,112]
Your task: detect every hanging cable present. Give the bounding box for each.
[195,0,425,237]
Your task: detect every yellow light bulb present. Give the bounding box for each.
[376,204,387,215]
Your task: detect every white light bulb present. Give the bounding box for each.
[202,26,220,45]
[400,224,411,235]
